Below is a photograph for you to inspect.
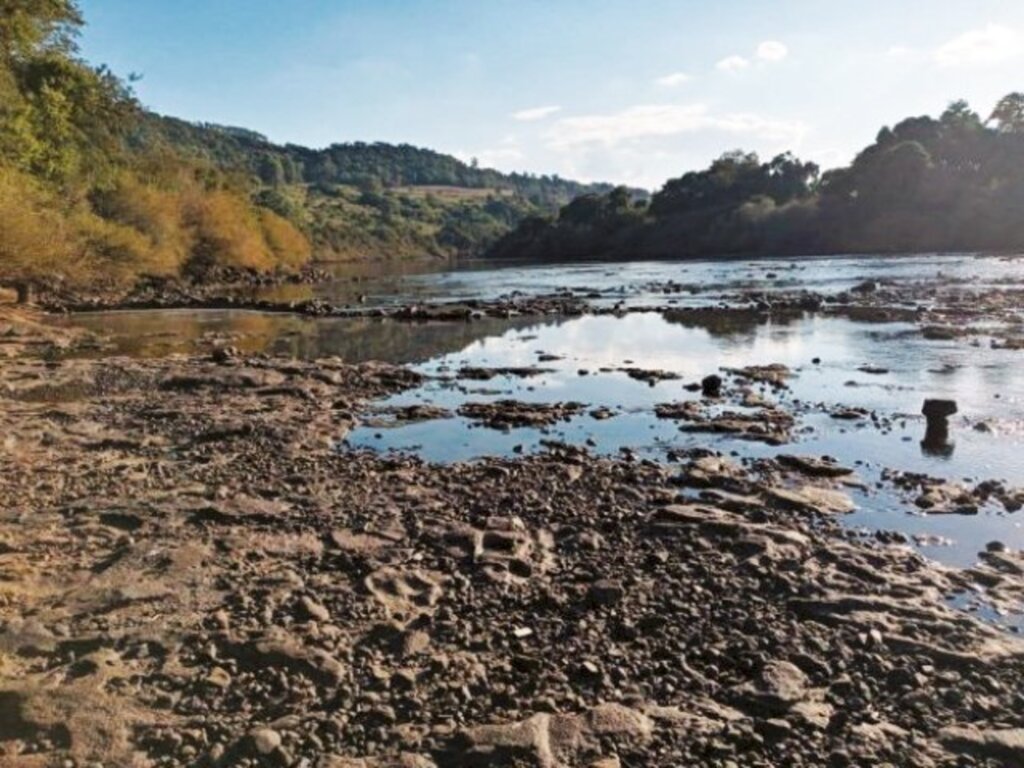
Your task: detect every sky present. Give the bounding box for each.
[79,1,1024,190]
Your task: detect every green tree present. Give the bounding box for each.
[989,93,1024,133]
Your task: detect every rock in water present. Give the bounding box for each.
[701,374,723,398]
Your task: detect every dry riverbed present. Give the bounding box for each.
[2,322,1024,767]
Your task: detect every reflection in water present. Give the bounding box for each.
[921,423,956,459]
[56,309,563,365]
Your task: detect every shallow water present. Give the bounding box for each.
[55,254,1024,585]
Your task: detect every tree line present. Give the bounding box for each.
[487,97,1024,262]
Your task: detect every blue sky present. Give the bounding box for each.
[79,1,1024,189]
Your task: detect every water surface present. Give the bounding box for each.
[54,254,1024,590]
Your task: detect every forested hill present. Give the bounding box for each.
[142,115,614,207]
[0,0,627,301]
[487,97,1024,263]
[130,114,632,264]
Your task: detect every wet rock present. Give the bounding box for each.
[620,367,682,385]
[458,400,585,429]
[701,374,722,398]
[457,366,554,381]
[723,364,792,387]
[777,454,853,478]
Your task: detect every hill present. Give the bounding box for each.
[136,114,627,262]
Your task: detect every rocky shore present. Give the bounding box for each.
[2,339,1023,767]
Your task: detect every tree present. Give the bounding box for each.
[989,93,1024,133]
[0,167,74,301]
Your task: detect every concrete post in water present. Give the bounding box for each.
[921,398,957,457]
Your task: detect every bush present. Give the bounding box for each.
[183,190,273,274]
[0,166,76,295]
[259,209,311,271]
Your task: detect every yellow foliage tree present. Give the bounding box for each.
[0,166,76,301]
[184,189,273,274]
[92,173,192,276]
[259,209,311,271]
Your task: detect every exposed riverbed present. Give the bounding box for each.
[52,254,1024,575]
[4,254,1024,767]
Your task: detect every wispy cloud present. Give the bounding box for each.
[934,24,1024,67]
[655,71,692,87]
[716,55,750,72]
[511,105,562,122]
[544,103,807,150]
[756,40,788,62]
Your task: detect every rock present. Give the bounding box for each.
[298,596,331,622]
[391,669,417,692]
[701,374,723,398]
[939,726,1024,764]
[205,666,232,689]
[587,579,625,606]
[251,728,282,755]
[765,485,855,514]
[777,454,853,478]
[734,660,809,715]
[451,704,652,767]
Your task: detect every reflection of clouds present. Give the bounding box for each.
[431,314,851,393]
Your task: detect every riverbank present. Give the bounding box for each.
[2,344,1024,767]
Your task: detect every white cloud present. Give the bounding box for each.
[511,105,562,122]
[544,103,807,150]
[933,24,1024,68]
[887,45,912,58]
[655,71,692,87]
[756,40,788,62]
[716,55,750,72]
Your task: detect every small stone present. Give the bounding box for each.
[205,666,232,689]
[587,579,625,606]
[391,669,417,692]
[250,728,282,755]
[298,596,330,622]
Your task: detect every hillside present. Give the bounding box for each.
[137,115,627,262]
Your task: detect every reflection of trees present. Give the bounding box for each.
[290,316,567,364]
[661,308,801,342]
[64,310,568,365]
